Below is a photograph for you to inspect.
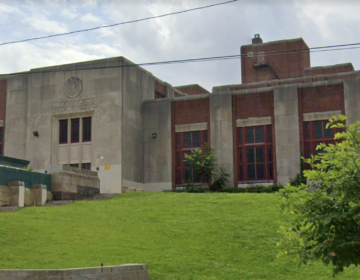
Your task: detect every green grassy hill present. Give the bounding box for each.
[0,192,359,279]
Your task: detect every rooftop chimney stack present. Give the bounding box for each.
[252,34,263,44]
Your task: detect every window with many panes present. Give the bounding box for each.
[0,127,3,156]
[59,117,91,144]
[303,120,341,167]
[237,125,273,181]
[175,131,208,184]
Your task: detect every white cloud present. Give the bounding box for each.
[80,13,101,23]
[23,16,68,34]
[61,8,78,20]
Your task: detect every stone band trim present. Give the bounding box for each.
[236,117,272,127]
[175,122,208,133]
[303,110,342,122]
[0,264,149,280]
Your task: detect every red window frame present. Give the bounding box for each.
[82,117,92,142]
[0,127,3,156]
[237,125,273,182]
[175,130,208,185]
[304,120,341,167]
[59,120,68,144]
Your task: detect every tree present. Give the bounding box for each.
[184,143,230,191]
[278,115,360,275]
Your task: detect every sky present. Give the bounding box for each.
[0,0,359,91]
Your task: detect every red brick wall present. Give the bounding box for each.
[300,84,344,113]
[173,98,209,125]
[155,80,166,96]
[234,91,273,119]
[241,38,310,84]
[0,80,6,121]
[174,85,209,96]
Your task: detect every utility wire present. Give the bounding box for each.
[1,43,360,76]
[0,0,239,47]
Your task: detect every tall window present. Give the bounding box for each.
[237,125,273,181]
[175,131,208,184]
[59,117,91,144]
[304,120,340,164]
[0,127,3,156]
[59,120,68,144]
[71,118,80,143]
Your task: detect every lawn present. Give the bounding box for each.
[0,192,359,279]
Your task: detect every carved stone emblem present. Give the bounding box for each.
[64,77,83,98]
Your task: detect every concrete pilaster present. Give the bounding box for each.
[344,76,360,125]
[274,86,301,185]
[9,181,25,207]
[209,93,235,187]
[143,99,172,191]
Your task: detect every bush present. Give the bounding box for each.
[220,184,283,193]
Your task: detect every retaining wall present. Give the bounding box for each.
[0,264,149,280]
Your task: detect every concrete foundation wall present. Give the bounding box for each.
[0,185,10,206]
[0,264,149,280]
[274,86,301,185]
[143,99,172,190]
[210,93,235,187]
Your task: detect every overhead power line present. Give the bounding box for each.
[2,42,360,76]
[0,0,239,47]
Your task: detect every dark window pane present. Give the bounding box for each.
[193,172,201,183]
[256,147,264,163]
[257,164,265,179]
[247,148,255,163]
[269,163,273,179]
[323,122,333,138]
[203,131,208,144]
[71,118,80,143]
[184,133,191,147]
[314,122,322,138]
[0,144,2,156]
[255,127,264,143]
[267,125,272,142]
[185,168,192,181]
[59,120,68,144]
[176,152,181,167]
[81,163,91,170]
[0,127,3,142]
[246,128,254,143]
[268,146,272,162]
[304,122,310,139]
[248,164,256,180]
[176,168,182,184]
[192,132,201,147]
[83,117,91,142]
[176,134,181,148]
[184,152,190,167]
[69,163,79,168]
[239,165,243,181]
[239,149,243,164]
[239,129,243,144]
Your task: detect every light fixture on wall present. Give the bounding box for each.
[33,131,39,137]
[152,133,157,139]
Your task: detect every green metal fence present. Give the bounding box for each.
[0,166,51,191]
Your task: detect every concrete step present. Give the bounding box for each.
[92,193,116,200]
[0,206,20,213]
[45,200,74,207]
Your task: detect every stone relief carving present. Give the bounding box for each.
[51,98,96,114]
[64,77,83,98]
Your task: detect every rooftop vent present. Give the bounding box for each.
[252,34,263,45]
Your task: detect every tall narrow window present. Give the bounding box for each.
[0,127,3,156]
[237,125,273,181]
[59,120,68,144]
[83,117,92,142]
[175,130,208,185]
[71,118,80,143]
